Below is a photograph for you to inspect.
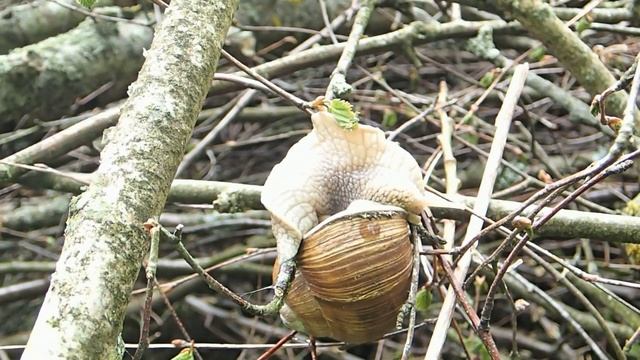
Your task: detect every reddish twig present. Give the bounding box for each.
[256,331,297,360]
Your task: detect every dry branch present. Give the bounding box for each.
[21,0,238,358]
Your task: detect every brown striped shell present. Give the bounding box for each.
[273,202,413,344]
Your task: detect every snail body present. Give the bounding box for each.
[262,110,429,343]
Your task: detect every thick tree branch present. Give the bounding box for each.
[14,170,640,244]
[0,12,152,127]
[493,0,628,117]
[21,0,238,358]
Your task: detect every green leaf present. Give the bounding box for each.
[76,0,97,8]
[464,336,491,360]
[590,101,601,117]
[575,17,592,34]
[327,99,359,130]
[626,342,640,359]
[415,288,432,315]
[529,46,546,62]
[171,348,195,360]
[479,71,495,88]
[382,108,398,129]
[460,131,479,144]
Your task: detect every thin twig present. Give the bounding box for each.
[154,279,204,360]
[623,327,640,354]
[505,266,608,358]
[387,106,438,141]
[451,156,611,265]
[591,52,640,126]
[424,63,529,359]
[176,90,257,177]
[256,331,297,360]
[48,0,153,26]
[0,160,91,185]
[525,242,640,289]
[132,220,161,360]
[565,0,604,27]
[325,0,375,99]
[297,3,356,51]
[180,25,340,177]
[500,277,519,358]
[162,224,294,317]
[479,152,639,358]
[528,249,625,360]
[318,0,339,44]
[220,49,312,114]
[431,233,501,358]
[133,247,276,296]
[149,0,168,8]
[399,226,421,360]
[603,52,640,161]
[212,73,272,93]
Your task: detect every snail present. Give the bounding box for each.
[262,110,429,343]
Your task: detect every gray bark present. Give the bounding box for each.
[21,0,238,358]
[494,0,627,116]
[237,0,346,30]
[0,11,152,127]
[15,171,640,244]
[0,0,27,11]
[0,0,89,54]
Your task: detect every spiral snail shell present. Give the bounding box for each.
[273,201,413,343]
[262,110,429,343]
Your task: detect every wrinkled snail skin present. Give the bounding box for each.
[261,111,429,343]
[261,111,429,262]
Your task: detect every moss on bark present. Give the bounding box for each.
[21,0,238,359]
[494,0,627,117]
[0,0,89,54]
[0,10,152,128]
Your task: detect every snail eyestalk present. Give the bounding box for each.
[160,224,293,316]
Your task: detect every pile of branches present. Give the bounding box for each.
[0,0,639,359]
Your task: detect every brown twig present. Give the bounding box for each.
[425,63,529,359]
[154,279,204,360]
[324,0,375,99]
[432,234,501,359]
[256,331,297,360]
[220,49,312,114]
[478,152,638,360]
[132,220,161,360]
